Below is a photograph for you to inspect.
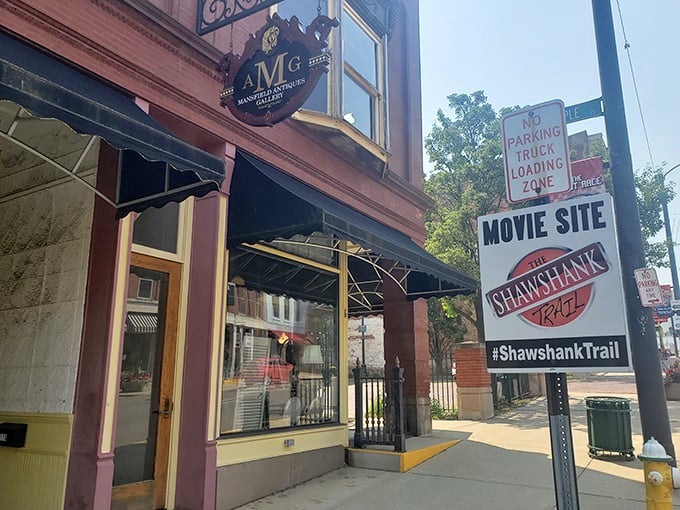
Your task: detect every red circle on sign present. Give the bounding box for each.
[509,247,593,328]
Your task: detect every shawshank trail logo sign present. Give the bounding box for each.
[218,14,337,126]
[477,193,631,373]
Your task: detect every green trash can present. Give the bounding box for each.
[585,396,635,460]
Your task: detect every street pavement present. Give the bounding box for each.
[236,372,680,509]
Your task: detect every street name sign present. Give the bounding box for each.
[565,98,604,124]
[634,268,663,307]
[478,193,631,373]
[501,100,572,203]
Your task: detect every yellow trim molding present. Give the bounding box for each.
[216,426,347,466]
[0,412,73,509]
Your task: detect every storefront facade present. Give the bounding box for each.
[0,1,475,509]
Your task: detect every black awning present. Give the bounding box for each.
[228,151,476,313]
[0,31,225,216]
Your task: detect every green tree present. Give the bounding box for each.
[635,163,676,268]
[424,91,506,344]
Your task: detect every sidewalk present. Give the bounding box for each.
[236,388,680,509]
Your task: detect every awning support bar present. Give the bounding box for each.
[0,127,116,208]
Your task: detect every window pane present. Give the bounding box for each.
[221,249,339,435]
[132,201,179,253]
[277,0,327,26]
[276,0,329,113]
[269,233,337,266]
[343,73,373,138]
[342,10,377,87]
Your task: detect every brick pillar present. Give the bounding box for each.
[454,342,494,419]
[383,270,432,436]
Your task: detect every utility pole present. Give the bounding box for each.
[358,316,367,373]
[591,0,675,460]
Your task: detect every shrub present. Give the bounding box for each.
[431,399,456,420]
[664,361,680,386]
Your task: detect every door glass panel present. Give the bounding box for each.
[113,267,169,486]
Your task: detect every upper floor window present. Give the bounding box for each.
[276,0,386,145]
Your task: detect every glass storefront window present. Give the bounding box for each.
[221,247,339,435]
[132,201,179,254]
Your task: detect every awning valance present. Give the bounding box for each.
[228,151,476,314]
[0,31,225,216]
[125,313,158,335]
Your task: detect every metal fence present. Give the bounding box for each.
[492,373,531,406]
[352,360,406,452]
[430,351,456,413]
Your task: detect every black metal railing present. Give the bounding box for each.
[430,351,456,413]
[292,377,336,425]
[352,357,405,452]
[492,373,531,406]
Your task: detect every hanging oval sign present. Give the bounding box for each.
[218,14,338,127]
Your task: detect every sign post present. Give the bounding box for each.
[479,193,631,510]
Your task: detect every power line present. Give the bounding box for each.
[615,0,655,169]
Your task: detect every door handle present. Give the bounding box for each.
[153,398,173,418]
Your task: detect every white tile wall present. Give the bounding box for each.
[0,179,93,414]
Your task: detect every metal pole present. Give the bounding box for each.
[546,373,579,510]
[525,187,579,510]
[359,316,367,372]
[661,190,680,354]
[591,0,676,460]
[662,163,680,355]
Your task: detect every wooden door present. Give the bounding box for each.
[111,253,180,509]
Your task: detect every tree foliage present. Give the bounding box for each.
[635,163,676,268]
[424,91,505,344]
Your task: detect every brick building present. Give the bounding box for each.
[0,1,475,508]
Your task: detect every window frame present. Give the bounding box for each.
[220,244,341,437]
[274,0,388,148]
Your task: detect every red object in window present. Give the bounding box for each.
[244,358,294,384]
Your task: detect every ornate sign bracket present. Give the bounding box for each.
[197,0,285,36]
[218,14,338,127]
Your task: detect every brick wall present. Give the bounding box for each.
[454,343,491,389]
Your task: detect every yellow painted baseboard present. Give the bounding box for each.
[0,412,73,510]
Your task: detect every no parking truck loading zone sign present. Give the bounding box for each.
[477,193,632,373]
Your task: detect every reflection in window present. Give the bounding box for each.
[343,73,373,138]
[276,0,329,114]
[342,11,377,86]
[132,201,179,253]
[221,248,339,435]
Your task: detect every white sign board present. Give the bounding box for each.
[478,193,631,373]
[501,99,572,203]
[671,299,680,312]
[634,268,663,307]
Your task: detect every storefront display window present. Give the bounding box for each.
[220,245,339,435]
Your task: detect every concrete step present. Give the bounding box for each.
[346,436,460,472]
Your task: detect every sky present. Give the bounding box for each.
[419,0,680,286]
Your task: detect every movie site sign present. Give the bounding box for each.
[218,14,337,126]
[477,193,631,373]
[501,100,572,203]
